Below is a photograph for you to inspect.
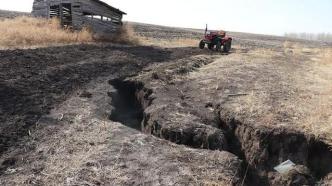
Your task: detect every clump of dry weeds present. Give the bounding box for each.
[0,16,94,49]
[86,22,141,45]
[110,23,141,45]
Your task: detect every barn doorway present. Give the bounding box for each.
[49,3,72,27]
[61,3,72,27]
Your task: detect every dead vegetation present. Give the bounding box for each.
[186,41,332,144]
[0,16,94,49]
[301,47,332,141]
[110,22,198,47]
[109,23,141,45]
[318,48,332,65]
[138,37,198,48]
[0,18,143,49]
[0,17,197,49]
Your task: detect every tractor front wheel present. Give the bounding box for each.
[223,40,232,53]
[199,40,205,49]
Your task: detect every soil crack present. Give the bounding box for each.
[108,78,332,186]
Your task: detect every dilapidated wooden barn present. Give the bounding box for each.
[32,0,126,34]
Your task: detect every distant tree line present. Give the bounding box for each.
[285,33,332,42]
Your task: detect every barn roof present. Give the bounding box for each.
[92,0,126,15]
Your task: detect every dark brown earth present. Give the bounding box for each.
[0,44,243,185]
[0,44,215,156]
[0,20,332,185]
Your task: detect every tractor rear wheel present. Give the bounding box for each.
[223,40,232,53]
[199,40,205,49]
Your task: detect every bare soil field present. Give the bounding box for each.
[0,18,332,185]
[0,10,29,19]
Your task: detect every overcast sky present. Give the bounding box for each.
[0,0,331,36]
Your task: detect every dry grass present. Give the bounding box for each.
[138,37,198,48]
[252,45,332,142]
[0,16,94,49]
[113,23,198,47]
[109,23,141,45]
[187,43,332,144]
[94,22,141,45]
[318,48,332,65]
[283,41,319,56]
[255,46,332,142]
[283,41,308,55]
[0,16,196,49]
[301,47,332,141]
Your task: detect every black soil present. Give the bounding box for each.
[0,44,207,164]
[108,79,145,130]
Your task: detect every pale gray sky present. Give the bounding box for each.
[1,0,331,36]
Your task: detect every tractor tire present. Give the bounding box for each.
[199,40,205,49]
[216,41,222,52]
[223,40,232,53]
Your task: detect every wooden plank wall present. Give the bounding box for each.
[32,0,124,34]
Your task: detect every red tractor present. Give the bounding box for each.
[199,25,232,53]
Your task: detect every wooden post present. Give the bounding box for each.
[59,3,63,27]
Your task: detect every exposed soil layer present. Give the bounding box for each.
[109,76,332,185]
[219,115,332,185]
[108,79,146,130]
[109,78,229,152]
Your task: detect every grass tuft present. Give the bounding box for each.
[0,16,94,49]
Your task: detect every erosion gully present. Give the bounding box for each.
[109,79,332,186]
